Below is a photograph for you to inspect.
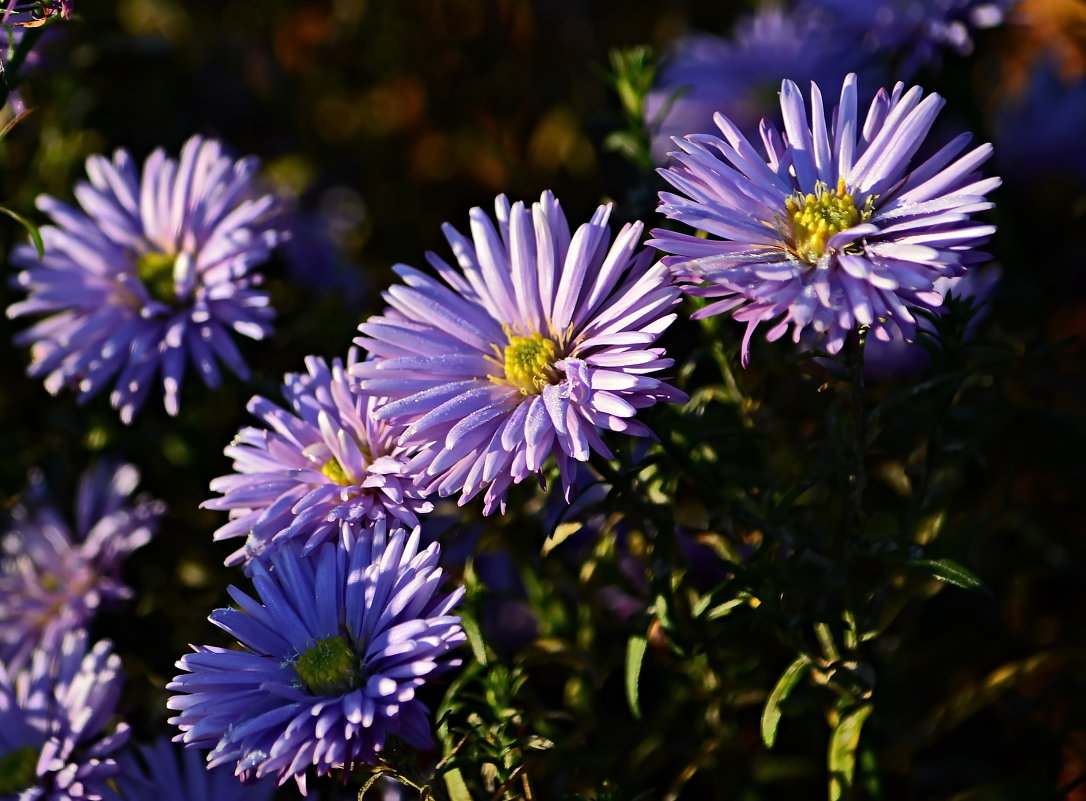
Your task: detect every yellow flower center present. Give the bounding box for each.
[137,251,177,303]
[320,456,351,486]
[295,635,358,696]
[785,178,866,264]
[0,747,38,796]
[494,332,560,395]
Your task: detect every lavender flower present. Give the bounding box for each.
[108,739,277,801]
[645,5,862,162]
[167,523,465,793]
[0,631,129,800]
[0,462,162,671]
[203,353,433,572]
[800,0,1017,75]
[651,74,1000,364]
[353,191,687,515]
[7,135,286,423]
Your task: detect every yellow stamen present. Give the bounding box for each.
[489,331,559,395]
[785,178,867,264]
[321,457,351,486]
[136,251,177,303]
[295,635,358,696]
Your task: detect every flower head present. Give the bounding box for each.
[203,353,433,572]
[7,135,286,423]
[651,74,1000,364]
[0,462,162,671]
[167,523,466,793]
[108,739,277,801]
[0,631,129,801]
[352,191,686,515]
[645,5,862,162]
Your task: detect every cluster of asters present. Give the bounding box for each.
[2,16,999,792]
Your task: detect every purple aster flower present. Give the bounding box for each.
[7,135,287,423]
[108,739,277,801]
[645,5,865,163]
[203,353,433,572]
[0,630,129,800]
[800,0,1018,75]
[352,191,687,516]
[0,462,162,671]
[650,74,1000,365]
[166,523,466,793]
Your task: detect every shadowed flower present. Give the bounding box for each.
[645,5,863,163]
[0,462,162,671]
[352,191,686,515]
[7,135,286,423]
[0,631,129,800]
[107,739,277,801]
[203,353,433,572]
[651,74,1000,365]
[800,0,1017,76]
[2,0,73,25]
[167,524,465,794]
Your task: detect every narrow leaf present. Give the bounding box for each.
[459,613,488,666]
[625,634,648,720]
[909,558,989,594]
[443,767,472,801]
[542,520,582,556]
[828,703,874,801]
[0,206,44,258]
[761,654,811,748]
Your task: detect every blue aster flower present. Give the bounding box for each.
[7,135,286,423]
[0,631,129,801]
[107,739,277,801]
[167,523,466,794]
[0,462,162,672]
[203,353,433,572]
[645,5,864,163]
[650,74,1000,365]
[352,191,687,516]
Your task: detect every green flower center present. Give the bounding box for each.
[295,635,359,696]
[320,456,351,485]
[0,747,38,796]
[495,332,559,395]
[137,251,177,303]
[785,179,866,264]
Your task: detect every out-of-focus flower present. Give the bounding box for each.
[0,462,162,671]
[203,354,433,572]
[0,631,129,800]
[644,5,863,163]
[651,74,1000,365]
[800,0,1018,75]
[278,187,368,307]
[353,191,687,515]
[107,739,278,801]
[167,524,465,794]
[7,135,287,423]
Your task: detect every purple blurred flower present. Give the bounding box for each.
[0,630,129,800]
[7,135,287,423]
[203,353,433,572]
[645,5,863,162]
[800,0,1017,75]
[651,74,1000,365]
[108,739,277,801]
[0,462,162,671]
[353,191,687,515]
[167,523,465,793]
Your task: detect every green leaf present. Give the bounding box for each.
[541,520,582,556]
[761,655,811,748]
[460,613,488,667]
[909,558,989,594]
[828,703,873,801]
[443,767,472,801]
[0,206,44,258]
[625,634,648,720]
